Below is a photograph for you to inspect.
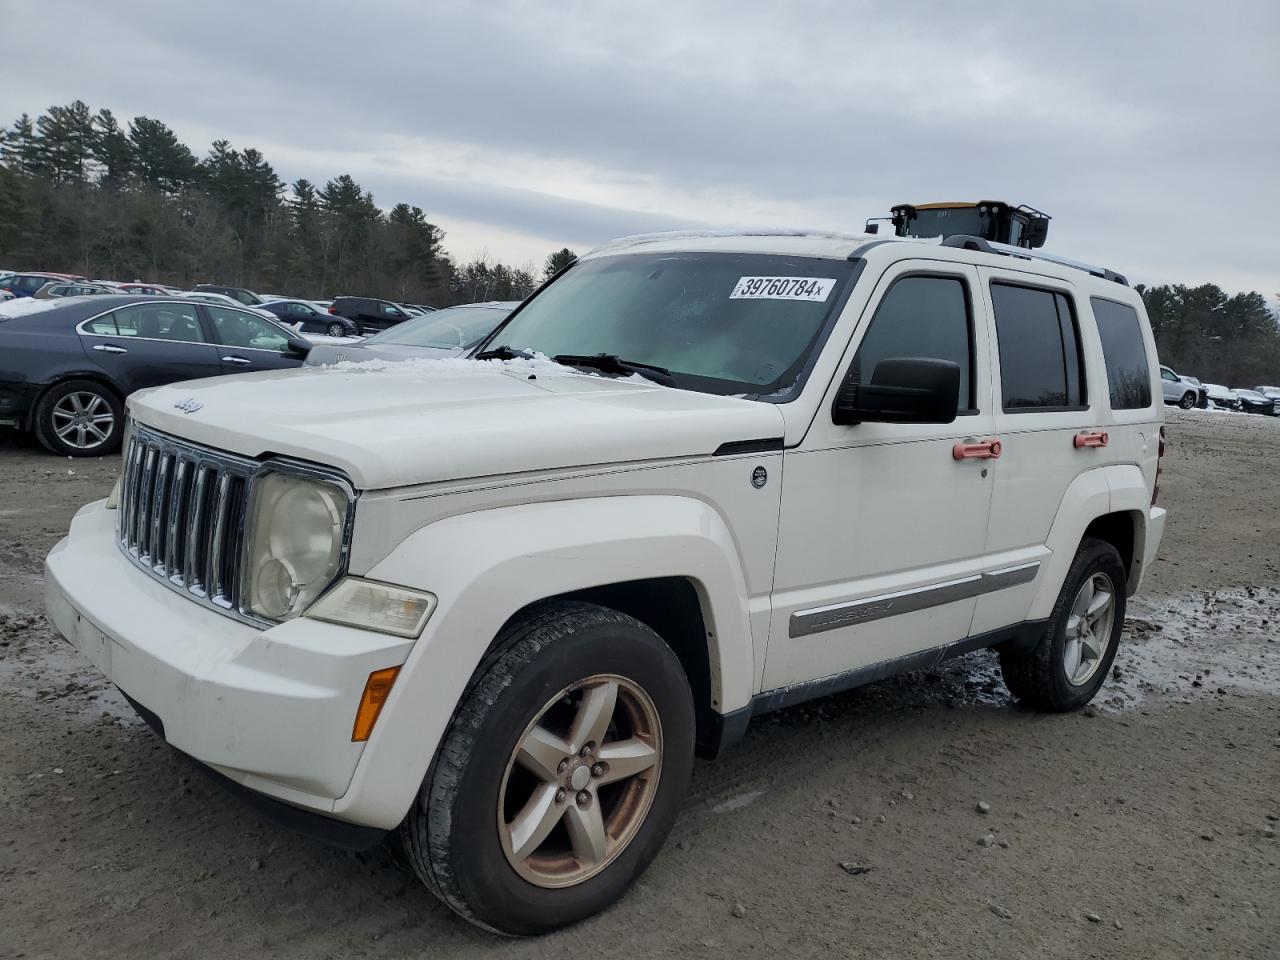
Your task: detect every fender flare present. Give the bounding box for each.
[333,495,756,828]
[1027,465,1149,620]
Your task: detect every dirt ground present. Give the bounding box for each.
[1,408,1278,960]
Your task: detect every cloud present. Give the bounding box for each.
[2,0,1276,292]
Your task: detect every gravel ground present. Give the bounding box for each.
[1,408,1278,959]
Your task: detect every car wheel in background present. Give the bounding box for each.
[401,600,695,935]
[999,537,1126,712]
[1178,391,1196,409]
[33,379,124,457]
[326,321,347,337]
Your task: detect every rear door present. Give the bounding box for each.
[970,268,1100,634]
[77,301,223,394]
[203,305,306,373]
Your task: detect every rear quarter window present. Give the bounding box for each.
[1091,297,1152,409]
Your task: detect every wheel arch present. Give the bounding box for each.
[27,373,125,430]
[333,495,758,827]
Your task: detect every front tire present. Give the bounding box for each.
[999,538,1126,712]
[33,379,123,457]
[401,600,695,935]
[1178,391,1196,409]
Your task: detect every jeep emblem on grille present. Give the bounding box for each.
[173,398,203,414]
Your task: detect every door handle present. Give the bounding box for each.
[221,356,252,365]
[952,438,1003,460]
[92,344,128,354]
[1074,431,1109,449]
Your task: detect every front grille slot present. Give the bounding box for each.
[117,425,260,624]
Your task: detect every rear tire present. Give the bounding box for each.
[400,600,695,935]
[1000,538,1126,712]
[33,379,124,457]
[326,321,346,337]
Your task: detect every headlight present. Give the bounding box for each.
[243,471,349,621]
[306,578,437,638]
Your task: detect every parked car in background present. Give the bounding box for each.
[1255,385,1280,402]
[1159,365,1205,409]
[260,298,360,338]
[1232,388,1280,416]
[180,291,278,319]
[305,301,517,365]
[1203,383,1237,410]
[1,272,84,298]
[115,283,173,296]
[192,283,264,306]
[0,295,313,455]
[328,296,414,335]
[33,281,119,298]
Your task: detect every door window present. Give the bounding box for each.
[94,303,205,342]
[380,302,403,317]
[851,274,974,412]
[1160,368,1179,382]
[207,307,290,351]
[286,302,314,317]
[991,282,1086,411]
[1091,298,1152,409]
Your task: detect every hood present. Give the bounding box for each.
[303,341,463,366]
[128,357,785,489]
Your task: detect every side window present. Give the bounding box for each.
[1160,368,1179,382]
[991,282,1086,411]
[208,306,290,351]
[287,302,311,317]
[84,314,120,335]
[107,304,205,342]
[381,302,402,317]
[852,274,974,412]
[1091,298,1152,409]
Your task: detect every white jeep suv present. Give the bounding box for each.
[46,229,1167,934]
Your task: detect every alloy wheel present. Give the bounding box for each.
[1064,573,1116,686]
[498,674,662,888]
[51,392,115,450]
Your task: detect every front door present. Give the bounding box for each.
[764,260,997,691]
[202,305,306,374]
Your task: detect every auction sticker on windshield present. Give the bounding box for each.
[729,276,836,301]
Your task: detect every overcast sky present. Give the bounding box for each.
[4,1,1277,294]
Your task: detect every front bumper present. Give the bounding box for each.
[45,499,414,823]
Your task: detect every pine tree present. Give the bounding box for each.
[129,117,197,193]
[543,246,578,279]
[92,109,134,183]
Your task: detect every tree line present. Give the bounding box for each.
[1136,284,1280,387]
[0,101,580,305]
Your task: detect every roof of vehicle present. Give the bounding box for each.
[584,229,1130,288]
[0,294,210,324]
[440,300,521,311]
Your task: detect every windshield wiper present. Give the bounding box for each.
[552,353,674,386]
[474,345,533,360]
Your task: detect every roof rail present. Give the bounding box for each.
[936,235,1128,286]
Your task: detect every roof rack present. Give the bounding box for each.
[936,235,1128,286]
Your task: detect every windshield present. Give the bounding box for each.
[370,305,511,349]
[903,207,986,240]
[479,252,858,399]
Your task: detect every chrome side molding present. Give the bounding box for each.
[789,561,1040,638]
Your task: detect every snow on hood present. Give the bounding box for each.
[127,356,784,489]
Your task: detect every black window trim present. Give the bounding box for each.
[990,278,1090,415]
[1089,293,1154,411]
[851,268,981,417]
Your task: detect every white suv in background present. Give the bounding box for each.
[46,228,1166,934]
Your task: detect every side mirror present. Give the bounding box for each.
[286,336,313,357]
[832,357,960,425]
[863,221,880,234]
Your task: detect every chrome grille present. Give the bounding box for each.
[118,424,257,617]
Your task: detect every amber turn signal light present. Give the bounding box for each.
[352,666,401,742]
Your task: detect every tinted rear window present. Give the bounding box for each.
[1091,297,1152,409]
[991,283,1086,411]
